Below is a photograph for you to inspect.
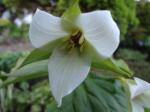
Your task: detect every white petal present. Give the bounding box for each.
[76,10,120,57]
[131,77,150,98]
[48,48,91,106]
[132,101,144,112]
[29,9,68,48]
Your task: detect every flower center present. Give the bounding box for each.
[61,31,85,53]
[70,31,84,48]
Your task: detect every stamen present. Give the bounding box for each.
[79,35,84,45]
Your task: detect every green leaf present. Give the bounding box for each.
[20,38,64,67]
[0,60,48,88]
[92,58,133,77]
[47,73,131,112]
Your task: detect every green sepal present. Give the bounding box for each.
[92,58,133,77]
[61,0,81,33]
[62,0,81,18]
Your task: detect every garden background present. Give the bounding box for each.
[0,0,150,111]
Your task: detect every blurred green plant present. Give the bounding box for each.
[0,80,14,112]
[6,80,51,112]
[135,1,150,47]
[2,0,51,12]
[0,52,22,73]
[137,1,150,34]
[0,22,29,43]
[116,48,147,61]
[128,60,150,82]
[126,1,150,49]
[0,52,24,112]
[9,23,29,39]
[0,78,52,112]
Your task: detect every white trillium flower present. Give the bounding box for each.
[129,77,150,112]
[29,9,120,106]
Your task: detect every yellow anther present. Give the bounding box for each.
[79,35,84,45]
